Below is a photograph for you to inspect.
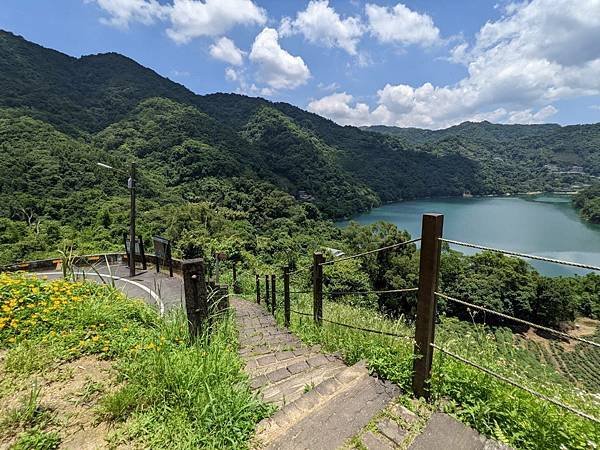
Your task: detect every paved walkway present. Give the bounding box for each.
[32,263,184,314]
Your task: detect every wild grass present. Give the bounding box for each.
[0,272,270,449]
[277,291,600,450]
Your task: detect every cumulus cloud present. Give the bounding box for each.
[225,67,239,81]
[312,0,600,128]
[279,0,364,55]
[166,0,266,43]
[86,0,168,28]
[88,0,266,43]
[209,37,246,66]
[365,3,441,47]
[249,28,311,90]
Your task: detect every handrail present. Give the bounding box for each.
[436,292,600,349]
[440,238,600,272]
[320,238,421,266]
[432,343,600,424]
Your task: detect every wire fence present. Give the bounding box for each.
[249,221,600,427]
[431,343,600,424]
[436,292,600,349]
[320,238,421,266]
[328,288,418,296]
[440,238,600,272]
[289,306,414,341]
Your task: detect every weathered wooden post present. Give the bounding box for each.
[313,252,324,326]
[283,265,291,327]
[412,213,444,399]
[182,258,208,339]
[265,274,270,306]
[256,274,260,304]
[271,274,277,315]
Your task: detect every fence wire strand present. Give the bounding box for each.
[320,317,415,341]
[431,343,600,424]
[320,238,421,266]
[436,292,600,349]
[440,238,600,272]
[328,287,418,296]
[288,264,313,276]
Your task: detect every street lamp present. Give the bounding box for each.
[97,162,137,277]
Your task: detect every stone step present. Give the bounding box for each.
[409,413,513,450]
[261,370,400,450]
[246,350,331,377]
[255,362,370,448]
[260,360,347,407]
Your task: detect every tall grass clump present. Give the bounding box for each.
[0,272,270,449]
[281,292,600,449]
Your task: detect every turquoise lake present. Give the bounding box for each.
[339,195,600,277]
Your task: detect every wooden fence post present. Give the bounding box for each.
[271,274,276,315]
[313,252,324,326]
[283,265,290,327]
[182,258,208,339]
[412,213,444,399]
[256,274,260,304]
[265,274,270,307]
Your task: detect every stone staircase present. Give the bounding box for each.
[233,298,512,450]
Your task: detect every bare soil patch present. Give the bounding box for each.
[0,355,116,449]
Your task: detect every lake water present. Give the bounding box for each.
[339,195,600,277]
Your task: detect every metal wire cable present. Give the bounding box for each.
[440,239,600,272]
[435,292,600,349]
[290,308,312,317]
[320,317,415,341]
[320,238,421,266]
[328,288,418,296]
[288,264,313,276]
[431,343,600,424]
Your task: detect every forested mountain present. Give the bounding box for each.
[1,30,599,264]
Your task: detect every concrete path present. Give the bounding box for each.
[32,263,184,314]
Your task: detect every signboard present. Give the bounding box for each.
[153,236,173,277]
[123,234,147,270]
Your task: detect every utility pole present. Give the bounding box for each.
[129,162,136,277]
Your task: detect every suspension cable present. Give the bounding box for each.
[440,239,600,272]
[431,343,600,424]
[435,292,600,349]
[320,238,421,266]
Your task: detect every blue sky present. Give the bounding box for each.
[1,0,600,129]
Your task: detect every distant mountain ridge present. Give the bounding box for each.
[1,29,598,224]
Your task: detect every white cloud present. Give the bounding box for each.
[225,67,239,81]
[167,0,266,43]
[249,28,311,90]
[365,3,441,47]
[86,0,168,28]
[506,105,559,124]
[279,0,364,55]
[88,0,266,42]
[308,93,369,125]
[312,0,600,128]
[209,37,246,66]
